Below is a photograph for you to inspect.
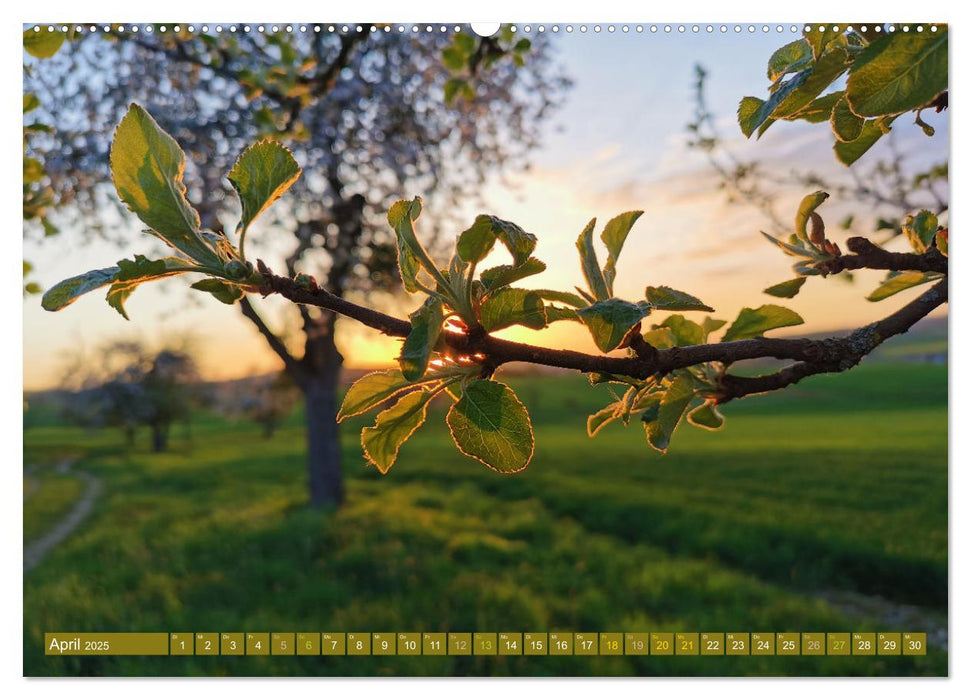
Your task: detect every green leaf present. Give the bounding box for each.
[767,39,813,81]
[771,48,850,119]
[763,277,807,299]
[846,30,948,118]
[23,28,66,59]
[831,94,864,142]
[389,204,422,293]
[479,288,546,332]
[575,218,609,301]
[441,45,468,72]
[644,374,695,453]
[533,289,587,308]
[41,267,120,312]
[738,69,811,137]
[833,116,896,165]
[387,197,449,293]
[454,32,477,55]
[458,215,536,267]
[645,285,714,312]
[190,279,244,305]
[544,305,580,324]
[479,257,546,291]
[23,93,40,113]
[446,379,534,473]
[737,97,765,138]
[722,304,804,342]
[902,210,938,253]
[700,317,727,341]
[641,327,675,349]
[688,401,725,431]
[457,215,497,263]
[110,104,221,267]
[804,25,843,60]
[600,211,644,293]
[587,403,620,437]
[866,271,938,302]
[444,77,474,105]
[794,191,829,243]
[788,91,843,123]
[338,369,441,421]
[361,389,434,474]
[936,229,948,256]
[399,298,444,380]
[227,139,301,235]
[654,314,704,347]
[761,230,814,258]
[489,216,537,267]
[105,255,195,319]
[577,298,647,352]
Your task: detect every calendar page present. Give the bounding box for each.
[22,18,948,680]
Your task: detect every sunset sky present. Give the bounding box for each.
[22,29,949,390]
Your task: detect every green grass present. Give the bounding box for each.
[22,360,947,676]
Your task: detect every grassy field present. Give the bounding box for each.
[23,358,947,676]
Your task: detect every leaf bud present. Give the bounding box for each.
[809,212,826,245]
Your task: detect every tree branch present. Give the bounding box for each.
[718,279,947,402]
[238,296,304,379]
[831,236,948,274]
[255,252,947,396]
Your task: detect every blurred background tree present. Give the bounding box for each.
[25,25,570,506]
[58,338,202,452]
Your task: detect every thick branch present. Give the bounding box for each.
[256,261,947,394]
[718,279,947,402]
[832,237,948,274]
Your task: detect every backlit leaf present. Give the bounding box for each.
[41,267,119,312]
[23,28,65,59]
[600,211,644,293]
[339,369,440,421]
[645,285,714,312]
[446,379,534,473]
[866,271,938,302]
[479,288,546,331]
[110,104,220,267]
[902,210,938,254]
[688,401,725,430]
[457,215,497,263]
[361,389,434,474]
[228,139,302,234]
[846,30,948,118]
[190,279,244,305]
[767,39,813,81]
[575,218,609,301]
[576,298,647,352]
[479,257,546,290]
[763,277,807,299]
[831,94,864,142]
[399,298,444,380]
[644,373,695,453]
[833,116,896,165]
[722,304,804,341]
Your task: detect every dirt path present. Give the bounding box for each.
[23,460,103,573]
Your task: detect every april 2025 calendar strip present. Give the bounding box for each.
[45,632,927,657]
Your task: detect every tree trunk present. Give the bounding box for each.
[302,367,343,507]
[151,422,169,453]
